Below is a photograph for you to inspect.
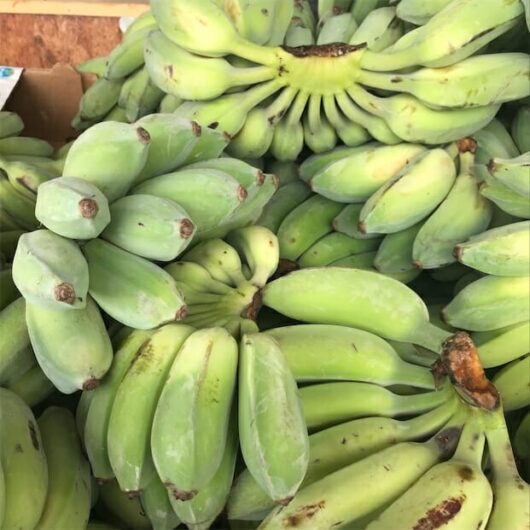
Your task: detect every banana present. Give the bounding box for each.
[310,142,425,202]
[474,117,520,165]
[6,363,55,407]
[26,296,113,393]
[303,94,338,154]
[258,420,462,529]
[84,329,154,481]
[0,204,24,230]
[0,388,48,530]
[151,327,238,499]
[492,355,530,411]
[455,220,530,276]
[225,225,279,286]
[0,111,24,139]
[101,194,196,261]
[107,323,195,494]
[298,232,381,267]
[35,407,91,530]
[169,410,238,528]
[277,195,344,261]
[164,260,233,296]
[472,320,530,368]
[293,0,317,34]
[78,77,124,120]
[145,30,275,101]
[332,203,381,240]
[396,0,452,25]
[480,179,530,219]
[82,238,187,330]
[442,275,530,331]
[348,84,501,144]
[0,173,39,230]
[140,476,181,530]
[63,121,151,202]
[511,105,530,153]
[350,0,385,24]
[487,152,530,196]
[120,66,165,123]
[358,53,530,108]
[158,93,182,113]
[0,136,54,157]
[262,268,452,352]
[228,400,458,521]
[412,145,493,269]
[12,229,89,310]
[239,332,309,504]
[361,0,523,71]
[265,324,436,388]
[224,0,276,45]
[0,297,30,386]
[76,55,107,76]
[35,176,111,240]
[0,158,57,199]
[123,9,156,37]
[349,6,403,51]
[359,148,457,234]
[301,381,451,431]
[133,114,202,182]
[132,167,246,235]
[256,180,312,233]
[266,0,295,46]
[317,12,358,44]
[366,410,492,530]
[181,125,230,165]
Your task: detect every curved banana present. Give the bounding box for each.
[140,476,180,530]
[480,179,530,219]
[492,355,530,411]
[487,152,530,196]
[350,7,403,51]
[395,0,452,25]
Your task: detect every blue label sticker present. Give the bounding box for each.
[0,67,15,78]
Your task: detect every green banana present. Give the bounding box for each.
[332,203,381,240]
[317,11,358,44]
[488,152,530,196]
[359,148,457,234]
[262,268,452,352]
[26,296,113,393]
[455,221,530,276]
[0,111,24,139]
[35,176,111,240]
[83,238,187,330]
[0,136,54,157]
[164,260,233,296]
[0,173,39,230]
[0,158,57,199]
[480,179,530,219]
[76,55,107,76]
[107,323,194,493]
[121,66,165,123]
[140,476,181,530]
[12,229,89,310]
[303,94,338,154]
[511,105,530,153]
[6,363,55,407]
[442,275,530,331]
[35,407,91,530]
[79,77,124,120]
[158,93,182,113]
[63,121,151,202]
[492,355,530,411]
[395,0,452,25]
[349,7,403,51]
[239,332,309,503]
[0,388,48,530]
[151,327,238,499]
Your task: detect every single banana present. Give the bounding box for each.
[263,268,452,352]
[107,323,195,493]
[0,388,48,530]
[487,152,530,196]
[511,105,530,153]
[140,475,181,530]
[26,296,113,393]
[303,94,338,154]
[82,238,187,330]
[0,136,54,157]
[332,203,381,240]
[120,66,164,123]
[35,407,91,530]
[76,55,107,76]
[349,6,403,51]
[0,158,57,199]
[455,220,530,276]
[0,111,24,139]
[317,11,358,44]
[78,77,124,120]
[158,93,182,113]
[164,260,233,296]
[492,355,530,411]
[480,179,530,219]
[12,229,89,310]
[239,332,309,503]
[395,0,453,25]
[442,275,530,331]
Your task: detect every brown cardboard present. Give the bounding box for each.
[4,63,85,146]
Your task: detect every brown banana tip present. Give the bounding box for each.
[486,158,496,172]
[411,260,423,269]
[136,126,151,145]
[271,174,280,189]
[164,482,197,501]
[223,132,232,142]
[179,218,195,239]
[440,331,499,411]
[78,197,99,219]
[82,377,100,391]
[256,170,266,185]
[243,290,263,321]
[357,221,367,235]
[453,245,463,260]
[456,137,477,154]
[126,490,141,499]
[191,121,202,137]
[54,282,76,305]
[331,219,339,231]
[237,185,248,202]
[277,495,294,507]
[175,305,188,321]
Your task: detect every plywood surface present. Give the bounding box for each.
[0,0,149,17]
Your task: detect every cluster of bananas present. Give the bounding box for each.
[75,0,530,161]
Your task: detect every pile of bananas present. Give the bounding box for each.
[75,0,529,160]
[1,0,530,528]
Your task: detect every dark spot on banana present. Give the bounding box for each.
[136,127,151,145]
[191,121,202,136]
[54,282,76,305]
[15,443,23,453]
[237,185,248,202]
[138,222,144,227]
[208,122,219,130]
[390,77,403,83]
[83,377,100,391]
[28,420,39,450]
[351,342,358,352]
[78,198,99,218]
[164,482,197,501]
[179,219,195,239]
[284,501,326,526]
[261,8,268,15]
[412,496,465,530]
[257,170,265,185]
[165,64,173,78]
[341,438,347,445]
[458,465,474,481]
[175,305,188,321]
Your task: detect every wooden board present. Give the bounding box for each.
[0,0,149,17]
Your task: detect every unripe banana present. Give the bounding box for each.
[480,179,530,219]
[82,238,187,330]
[181,126,230,165]
[0,388,48,530]
[317,12,358,44]
[511,105,530,153]
[26,296,113,393]
[78,77,124,120]
[107,324,195,494]
[332,203,381,240]
[35,177,111,239]
[455,221,530,276]
[492,355,530,411]
[158,93,182,113]
[262,268,452,352]
[303,95,338,154]
[101,194,196,261]
[264,324,435,388]
[164,261,233,296]
[63,121,151,202]
[239,333,309,504]
[121,66,165,123]
[0,173,39,230]
[103,105,128,123]
[0,136,54,157]
[35,407,91,530]
[266,0,295,46]
[349,6,403,51]
[310,142,425,202]
[0,158,57,199]
[374,221,422,274]
[6,363,55,407]
[488,152,530,196]
[359,148,457,234]
[152,328,237,500]
[0,111,24,139]
[12,229,89,310]
[140,476,181,530]
[396,0,452,25]
[442,275,530,331]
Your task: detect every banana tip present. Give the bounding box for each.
[82,377,100,391]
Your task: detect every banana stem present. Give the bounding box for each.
[265,86,299,125]
[357,68,404,93]
[458,150,476,176]
[230,39,283,67]
[411,323,453,354]
[347,83,385,117]
[286,89,311,126]
[396,362,437,390]
[307,94,323,132]
[335,91,375,129]
[231,65,280,88]
[241,79,286,112]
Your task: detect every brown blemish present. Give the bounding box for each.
[179,218,195,239]
[16,176,37,194]
[208,121,219,130]
[83,378,100,391]
[391,76,403,83]
[341,437,347,445]
[165,64,174,78]
[412,496,465,530]
[434,426,462,457]
[15,443,23,453]
[458,465,474,481]
[282,42,366,58]
[164,482,197,501]
[357,221,367,234]
[242,290,262,321]
[237,185,248,202]
[270,259,300,281]
[191,121,202,137]
[175,305,188,321]
[136,127,151,145]
[256,170,266,185]
[456,137,477,154]
[54,282,76,305]
[78,198,99,218]
[28,420,40,450]
[283,500,326,527]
